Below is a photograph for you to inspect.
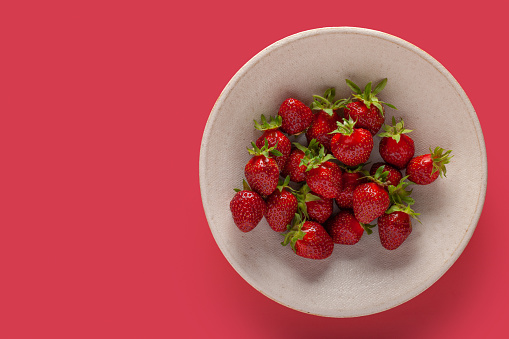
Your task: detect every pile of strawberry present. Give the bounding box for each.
[230,79,452,259]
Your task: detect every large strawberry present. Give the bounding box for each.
[264,176,298,232]
[245,139,283,196]
[306,88,347,152]
[278,97,314,135]
[406,147,453,185]
[300,143,342,199]
[370,162,402,187]
[325,210,375,245]
[352,166,390,223]
[344,78,396,135]
[335,167,365,209]
[378,205,420,250]
[254,115,291,170]
[282,214,334,260]
[230,180,266,232]
[295,184,333,224]
[330,116,373,166]
[378,117,415,169]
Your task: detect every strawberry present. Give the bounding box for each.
[378,117,415,169]
[300,143,342,199]
[406,147,453,185]
[378,205,420,250]
[230,180,266,232]
[278,98,314,135]
[244,139,283,196]
[254,115,291,170]
[352,166,390,223]
[264,176,298,232]
[295,184,333,224]
[335,168,365,209]
[344,78,396,135]
[330,116,373,167]
[306,88,347,152]
[282,214,334,260]
[325,210,375,245]
[370,162,402,187]
[281,141,312,183]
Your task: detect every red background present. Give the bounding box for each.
[1,1,507,338]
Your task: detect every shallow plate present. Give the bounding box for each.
[199,27,487,317]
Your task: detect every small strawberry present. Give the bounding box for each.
[254,115,291,170]
[344,78,396,135]
[406,147,453,185]
[370,162,402,186]
[295,184,333,224]
[281,140,319,183]
[352,166,390,223]
[300,143,342,199]
[325,210,375,245]
[330,116,374,167]
[282,214,334,260]
[306,88,348,152]
[245,139,283,196]
[335,167,366,209]
[378,117,415,169]
[230,180,266,232]
[278,98,314,135]
[378,205,420,250]
[264,176,298,232]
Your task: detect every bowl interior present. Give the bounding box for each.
[200,27,487,317]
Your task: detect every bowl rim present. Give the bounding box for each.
[199,26,488,317]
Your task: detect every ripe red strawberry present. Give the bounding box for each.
[295,184,333,224]
[378,204,419,250]
[264,177,298,232]
[230,180,266,232]
[335,169,365,209]
[352,166,390,223]
[406,147,453,185]
[245,139,283,196]
[344,78,396,135]
[306,88,347,152]
[378,117,415,169]
[282,215,334,260]
[278,98,314,135]
[301,144,342,199]
[370,162,402,187]
[254,115,291,170]
[325,210,374,245]
[330,117,374,166]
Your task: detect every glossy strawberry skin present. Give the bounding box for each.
[306,110,342,152]
[306,194,333,224]
[244,155,279,196]
[379,134,415,169]
[230,190,266,232]
[330,128,373,166]
[264,188,298,232]
[406,154,438,185]
[378,211,412,250]
[278,98,314,135]
[325,210,365,245]
[353,182,390,223]
[344,101,385,136]
[335,172,365,209]
[295,221,334,259]
[255,129,291,170]
[370,162,402,186]
[281,148,306,183]
[305,161,342,199]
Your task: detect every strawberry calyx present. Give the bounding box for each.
[388,175,415,206]
[311,87,349,116]
[299,142,335,171]
[386,203,421,222]
[360,222,376,235]
[254,114,283,131]
[281,213,306,252]
[247,138,283,158]
[276,175,295,193]
[378,116,412,143]
[345,78,396,117]
[294,184,322,219]
[363,164,390,186]
[233,179,252,193]
[330,116,357,136]
[430,146,453,178]
[339,163,368,173]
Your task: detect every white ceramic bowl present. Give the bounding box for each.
[200,27,487,317]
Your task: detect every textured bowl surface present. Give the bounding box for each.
[199,27,487,317]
